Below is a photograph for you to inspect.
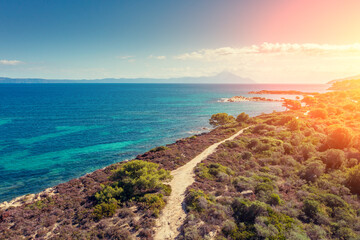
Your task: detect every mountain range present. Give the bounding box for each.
[0,72,255,84]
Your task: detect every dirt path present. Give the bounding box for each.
[154,127,248,240]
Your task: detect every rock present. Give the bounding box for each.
[240,190,254,196]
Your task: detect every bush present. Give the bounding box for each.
[209,113,235,127]
[321,149,346,169]
[196,163,234,180]
[302,95,316,106]
[297,143,316,161]
[252,124,276,134]
[139,193,165,217]
[287,118,302,131]
[232,176,253,192]
[326,125,353,149]
[222,220,238,237]
[232,198,267,224]
[255,182,274,194]
[95,184,123,204]
[302,199,321,219]
[309,109,328,119]
[283,143,294,154]
[236,112,250,123]
[346,165,360,194]
[282,99,301,110]
[268,193,282,206]
[248,139,260,149]
[241,151,253,160]
[111,160,172,198]
[300,160,325,182]
[224,140,240,149]
[150,146,169,152]
[185,189,213,212]
[93,200,118,220]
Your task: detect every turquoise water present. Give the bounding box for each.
[0,84,327,201]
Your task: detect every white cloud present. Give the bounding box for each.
[174,43,360,60]
[117,55,135,60]
[0,59,22,65]
[170,42,360,83]
[148,55,166,60]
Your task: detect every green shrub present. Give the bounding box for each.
[150,146,169,152]
[236,112,250,123]
[196,163,234,180]
[248,139,260,149]
[111,160,172,198]
[309,109,328,119]
[159,184,172,196]
[232,176,253,192]
[224,140,240,149]
[283,143,294,154]
[185,189,213,212]
[209,113,235,127]
[268,193,282,206]
[95,184,123,204]
[302,199,322,219]
[346,165,360,194]
[93,200,118,220]
[241,151,253,160]
[222,220,238,237]
[252,124,276,134]
[326,125,353,149]
[297,143,316,161]
[232,198,267,224]
[300,160,325,182]
[139,193,165,217]
[287,118,302,131]
[321,149,346,169]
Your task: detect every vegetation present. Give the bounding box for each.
[209,112,236,126]
[2,78,360,239]
[181,83,360,239]
[236,112,250,123]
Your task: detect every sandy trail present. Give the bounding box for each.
[154,127,248,240]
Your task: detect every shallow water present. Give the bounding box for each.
[0,83,327,201]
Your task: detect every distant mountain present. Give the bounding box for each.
[0,72,255,84]
[327,74,360,84]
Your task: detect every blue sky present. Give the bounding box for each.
[1,0,360,82]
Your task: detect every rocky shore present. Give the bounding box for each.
[219,95,282,102]
[248,90,319,95]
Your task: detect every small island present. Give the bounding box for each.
[248,90,319,95]
[220,96,282,102]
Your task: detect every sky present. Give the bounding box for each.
[1,0,360,83]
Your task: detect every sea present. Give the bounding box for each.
[0,84,328,202]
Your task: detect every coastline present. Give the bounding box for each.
[0,123,241,207]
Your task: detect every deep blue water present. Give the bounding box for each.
[0,84,327,201]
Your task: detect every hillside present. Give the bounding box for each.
[1,81,360,239]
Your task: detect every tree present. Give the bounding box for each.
[209,113,235,127]
[301,96,316,106]
[346,165,360,194]
[282,99,301,110]
[321,149,346,169]
[327,125,353,149]
[309,109,327,119]
[287,118,302,131]
[236,112,250,123]
[301,160,325,182]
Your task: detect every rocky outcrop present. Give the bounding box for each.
[219,96,282,102]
